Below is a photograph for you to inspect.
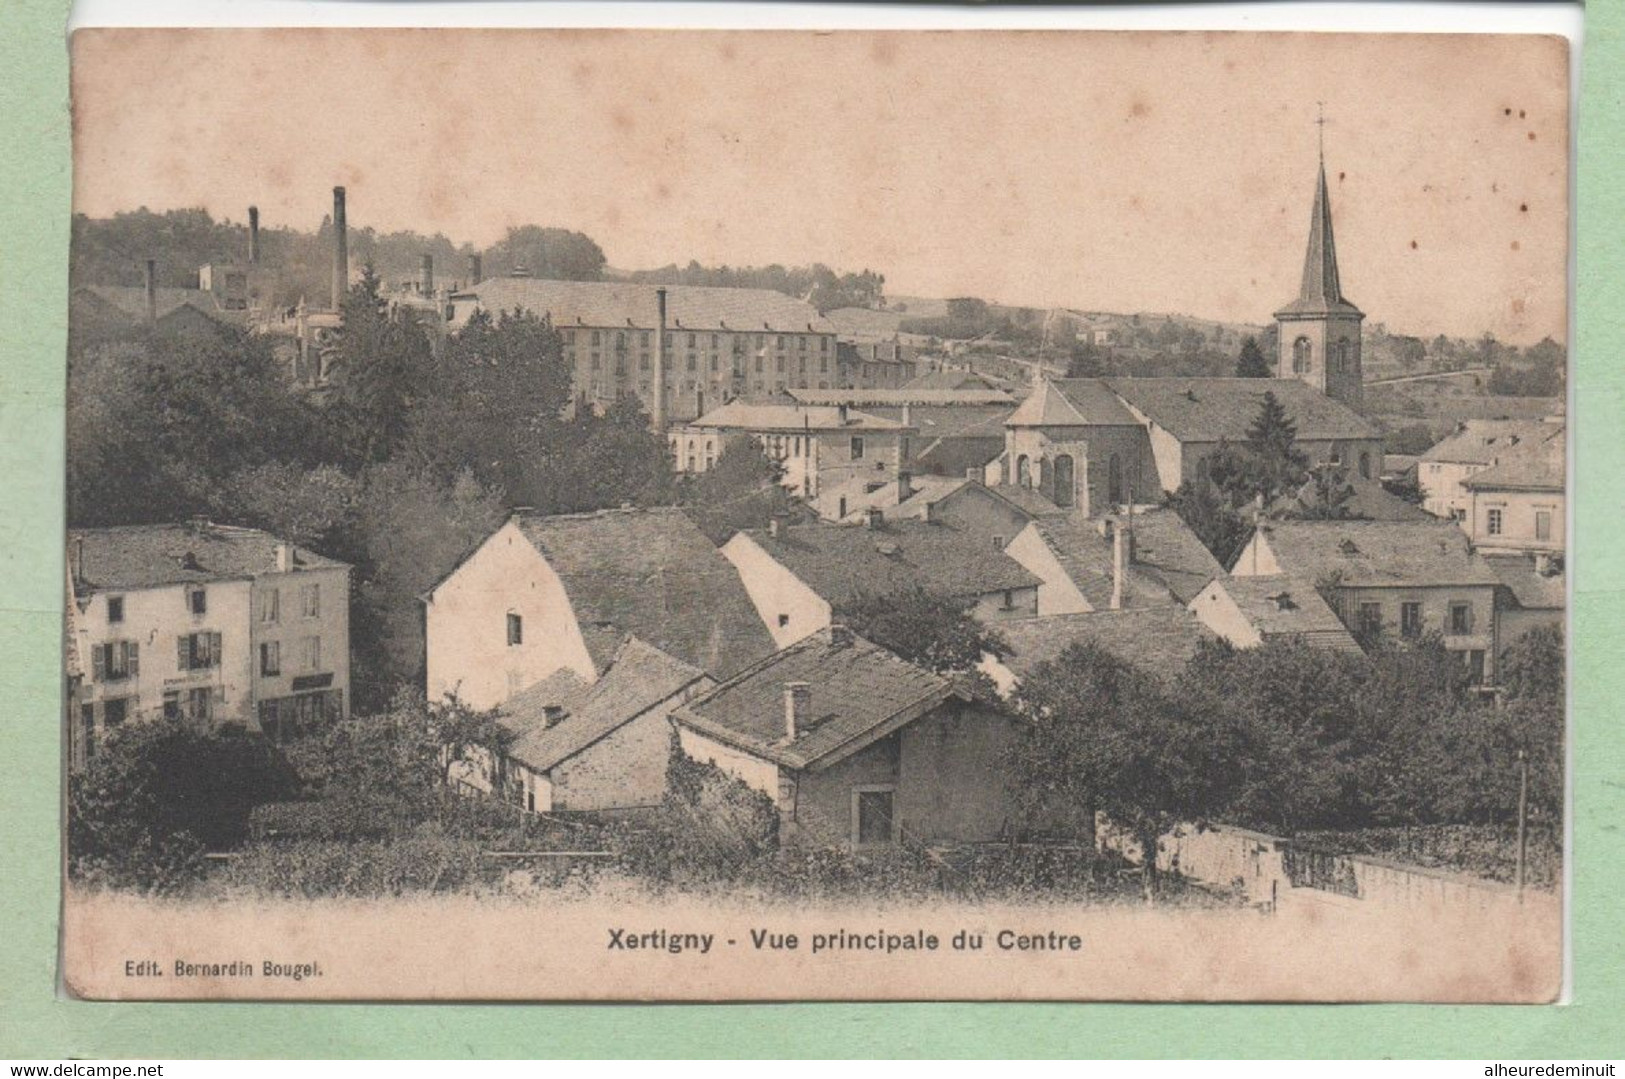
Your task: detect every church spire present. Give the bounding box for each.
[1297,159,1344,307]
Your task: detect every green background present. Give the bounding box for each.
[2,3,1619,1059]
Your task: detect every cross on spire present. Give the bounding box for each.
[1315,102,1328,161]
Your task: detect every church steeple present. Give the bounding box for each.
[1274,123,1366,409]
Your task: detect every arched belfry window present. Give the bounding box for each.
[1332,339,1350,373]
[1293,337,1313,374]
[1016,455,1031,487]
[1359,452,1372,480]
[1054,455,1076,509]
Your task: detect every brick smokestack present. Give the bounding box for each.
[420,253,434,296]
[652,287,668,434]
[143,259,157,325]
[467,253,482,287]
[247,206,260,265]
[331,186,348,311]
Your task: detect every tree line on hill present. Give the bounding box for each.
[625,261,885,312]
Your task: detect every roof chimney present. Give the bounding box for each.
[143,259,158,325]
[247,206,260,265]
[274,543,291,573]
[901,402,912,429]
[419,253,434,296]
[827,624,853,647]
[965,467,981,482]
[467,253,483,287]
[542,704,566,728]
[784,681,812,741]
[331,186,348,311]
[768,512,787,538]
[652,287,669,435]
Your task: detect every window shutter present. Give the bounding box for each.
[92,644,106,682]
[178,635,189,670]
[126,641,139,677]
[211,632,223,667]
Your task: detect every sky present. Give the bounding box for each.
[70,29,1569,343]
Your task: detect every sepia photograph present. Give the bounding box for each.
[59,27,1568,1002]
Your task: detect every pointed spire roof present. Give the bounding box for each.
[1276,159,1363,319]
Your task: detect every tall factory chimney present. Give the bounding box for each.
[143,259,158,325]
[652,287,669,434]
[247,206,260,265]
[467,253,483,287]
[331,186,348,311]
[419,254,434,296]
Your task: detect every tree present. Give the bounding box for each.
[1292,464,1359,520]
[1067,340,1110,378]
[328,265,436,464]
[68,718,296,892]
[1243,391,1310,505]
[1235,336,1271,378]
[681,435,797,545]
[511,394,676,515]
[839,585,1010,678]
[1012,643,1243,901]
[1167,475,1253,567]
[484,225,607,281]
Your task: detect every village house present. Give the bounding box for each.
[1271,472,1434,522]
[721,515,1041,648]
[1417,419,1564,521]
[66,521,351,768]
[1003,507,1224,616]
[788,389,1019,481]
[1232,519,1503,682]
[449,637,713,815]
[1486,556,1565,648]
[672,626,1023,849]
[1188,575,1363,655]
[444,276,840,425]
[1459,437,1565,557]
[821,474,1061,553]
[670,399,914,498]
[980,606,1217,697]
[69,279,249,350]
[423,506,774,711]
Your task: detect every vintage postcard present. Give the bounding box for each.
[61,28,1567,1001]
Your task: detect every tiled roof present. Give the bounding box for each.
[901,369,1014,393]
[1461,439,1564,491]
[514,507,776,679]
[1103,377,1379,443]
[1255,519,1501,588]
[1275,475,1434,522]
[74,286,248,329]
[67,523,346,595]
[454,278,835,334]
[821,307,906,338]
[819,474,965,524]
[998,608,1217,685]
[1033,508,1225,607]
[501,638,707,772]
[787,389,1014,408]
[741,519,1041,608]
[982,483,1065,518]
[1485,556,1565,610]
[686,400,907,433]
[674,628,955,771]
[1198,575,1363,653]
[1419,419,1563,465]
[1007,378,1140,427]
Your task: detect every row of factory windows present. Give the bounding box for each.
[562,330,831,352]
[570,350,834,376]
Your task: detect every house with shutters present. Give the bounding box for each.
[672,625,1023,849]
[423,506,775,711]
[1188,575,1363,655]
[1232,518,1503,682]
[65,521,351,768]
[1459,436,1565,558]
[1417,419,1564,522]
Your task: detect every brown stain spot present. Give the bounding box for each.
[1410,240,1419,250]
[1129,97,1151,119]
[1520,203,1529,213]
[1504,107,1512,116]
[610,107,635,133]
[1512,298,1527,315]
[1338,171,1346,182]
[1520,109,1527,119]
[655,182,672,201]
[870,36,898,66]
[1511,240,1522,251]
[1528,131,1537,141]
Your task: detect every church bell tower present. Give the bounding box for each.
[1275,132,1364,408]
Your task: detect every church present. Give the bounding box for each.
[1000,151,1383,517]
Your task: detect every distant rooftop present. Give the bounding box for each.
[68,522,345,594]
[1197,575,1363,654]
[997,607,1217,686]
[1255,519,1500,588]
[686,399,908,433]
[1102,377,1380,443]
[451,277,835,335]
[1419,419,1564,465]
